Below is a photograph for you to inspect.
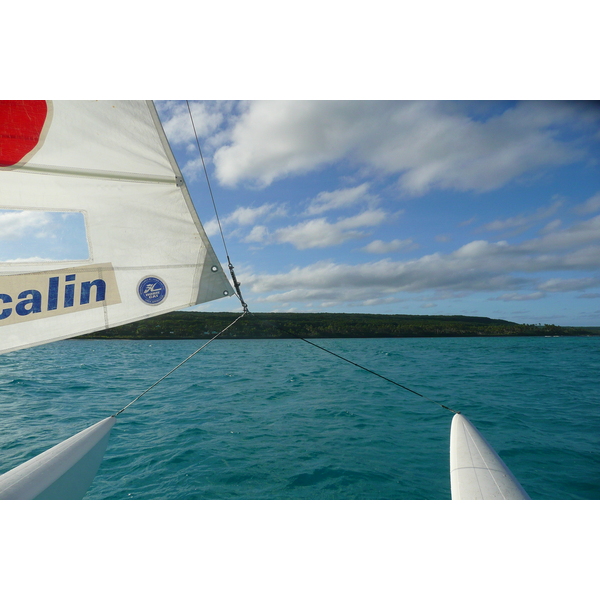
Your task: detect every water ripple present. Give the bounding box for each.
[0,336,598,499]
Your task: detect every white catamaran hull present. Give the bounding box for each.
[0,417,115,500]
[450,413,530,500]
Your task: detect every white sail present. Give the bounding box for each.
[450,413,530,500]
[0,100,233,354]
[0,100,234,499]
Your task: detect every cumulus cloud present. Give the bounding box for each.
[203,202,287,238]
[0,256,54,263]
[0,210,89,263]
[274,209,387,249]
[362,239,416,253]
[491,292,547,302]
[541,219,562,234]
[483,200,563,232]
[241,214,600,306]
[244,256,530,306]
[225,203,286,227]
[156,101,245,182]
[156,100,240,150]
[537,277,600,292]
[522,214,600,252]
[574,191,600,215]
[202,218,220,237]
[244,225,269,243]
[203,101,599,194]
[203,197,388,250]
[0,210,52,240]
[305,183,376,215]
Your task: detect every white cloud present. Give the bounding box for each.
[522,214,600,252]
[537,277,600,292]
[305,183,375,215]
[274,209,387,249]
[156,100,237,149]
[244,225,269,243]
[540,219,562,234]
[245,257,526,301]
[574,191,600,215]
[206,101,599,194]
[0,210,52,240]
[205,199,410,251]
[483,200,563,232]
[334,210,387,229]
[211,201,388,249]
[225,203,285,227]
[274,219,361,249]
[203,202,287,239]
[156,101,244,182]
[491,292,547,302]
[241,214,600,306]
[203,218,220,237]
[362,239,416,253]
[0,256,54,263]
[212,101,366,187]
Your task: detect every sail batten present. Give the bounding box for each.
[13,163,177,184]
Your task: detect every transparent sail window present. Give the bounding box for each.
[0,209,89,262]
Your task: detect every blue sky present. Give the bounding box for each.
[155,100,600,326]
[0,210,89,262]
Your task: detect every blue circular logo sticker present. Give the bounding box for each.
[138,276,168,305]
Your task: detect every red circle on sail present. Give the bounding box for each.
[0,100,48,167]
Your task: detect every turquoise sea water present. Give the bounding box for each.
[0,336,598,500]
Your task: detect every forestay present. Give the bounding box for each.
[0,101,233,354]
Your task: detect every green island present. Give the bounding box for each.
[77,312,600,340]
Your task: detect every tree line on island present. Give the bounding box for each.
[77,312,599,340]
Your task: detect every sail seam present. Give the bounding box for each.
[0,263,203,274]
[12,164,176,184]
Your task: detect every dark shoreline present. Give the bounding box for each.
[77,311,600,340]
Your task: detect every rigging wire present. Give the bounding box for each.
[245,310,459,414]
[186,101,248,313]
[113,312,247,417]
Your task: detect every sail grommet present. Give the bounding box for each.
[223,290,229,296]
[211,265,219,272]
